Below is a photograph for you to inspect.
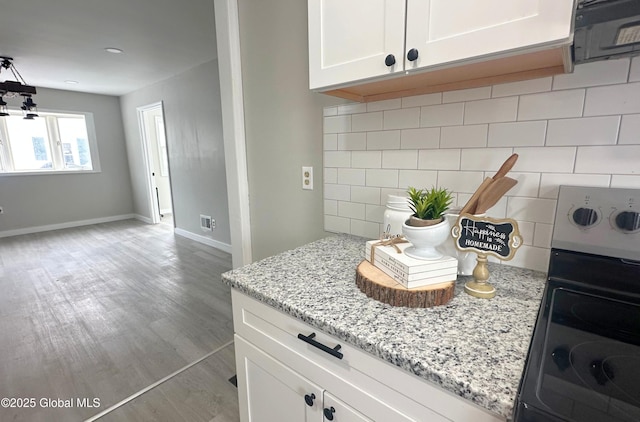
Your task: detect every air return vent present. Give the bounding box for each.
[200,214,213,231]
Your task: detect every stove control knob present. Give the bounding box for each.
[572,207,598,227]
[614,211,640,233]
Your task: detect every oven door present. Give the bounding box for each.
[515,250,640,422]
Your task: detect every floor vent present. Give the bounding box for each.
[200,215,212,231]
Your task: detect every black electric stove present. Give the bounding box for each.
[514,186,640,422]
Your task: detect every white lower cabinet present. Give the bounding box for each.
[232,290,504,422]
[236,336,373,422]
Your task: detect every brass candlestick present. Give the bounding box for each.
[464,253,496,299]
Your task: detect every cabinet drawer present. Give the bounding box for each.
[232,290,504,422]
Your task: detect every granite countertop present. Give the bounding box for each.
[222,234,546,419]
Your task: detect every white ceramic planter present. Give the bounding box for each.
[402,218,450,260]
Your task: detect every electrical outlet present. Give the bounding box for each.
[211,219,216,229]
[302,166,313,190]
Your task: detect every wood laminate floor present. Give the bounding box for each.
[0,219,240,421]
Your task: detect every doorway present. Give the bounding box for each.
[137,102,173,225]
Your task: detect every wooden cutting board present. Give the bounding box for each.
[355,260,455,308]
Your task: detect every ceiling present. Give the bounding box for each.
[0,0,217,96]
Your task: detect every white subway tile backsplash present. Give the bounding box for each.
[351,186,381,204]
[324,200,337,216]
[488,121,546,147]
[443,86,491,103]
[352,112,383,132]
[460,148,513,171]
[518,221,535,246]
[507,197,557,224]
[350,219,381,239]
[506,245,549,272]
[384,107,420,130]
[400,128,440,149]
[367,98,402,112]
[518,90,585,121]
[382,150,418,169]
[351,151,382,168]
[324,168,337,184]
[365,205,386,223]
[324,151,351,168]
[546,116,620,146]
[502,172,541,198]
[492,77,552,98]
[464,97,518,124]
[325,215,350,234]
[553,59,630,90]
[401,93,442,108]
[611,175,640,188]
[367,130,401,150]
[418,149,461,170]
[512,147,576,173]
[584,82,640,116]
[324,184,350,201]
[322,59,640,272]
[575,145,640,174]
[538,174,611,199]
[631,57,640,82]
[323,106,337,117]
[338,201,365,219]
[324,134,338,151]
[437,171,484,193]
[421,103,464,127]
[324,115,351,133]
[337,133,367,150]
[337,168,366,186]
[366,169,399,188]
[619,114,640,144]
[533,223,553,248]
[337,103,367,115]
[398,170,438,189]
[441,125,488,148]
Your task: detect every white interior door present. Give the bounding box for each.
[405,0,575,70]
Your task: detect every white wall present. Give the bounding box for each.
[0,88,134,234]
[120,60,231,247]
[322,58,640,272]
[238,0,344,261]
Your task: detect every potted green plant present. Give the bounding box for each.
[402,186,454,260]
[406,187,453,227]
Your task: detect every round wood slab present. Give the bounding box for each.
[355,260,455,308]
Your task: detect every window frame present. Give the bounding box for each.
[0,108,101,176]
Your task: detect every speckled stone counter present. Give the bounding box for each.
[222,234,546,419]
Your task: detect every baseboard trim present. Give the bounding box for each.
[0,214,136,238]
[134,214,154,224]
[174,228,232,254]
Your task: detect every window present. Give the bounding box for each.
[0,110,98,174]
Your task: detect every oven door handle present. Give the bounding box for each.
[621,258,640,266]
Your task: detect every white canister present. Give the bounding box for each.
[382,195,413,238]
[438,208,486,275]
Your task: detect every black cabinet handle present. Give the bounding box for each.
[304,393,315,407]
[324,406,336,420]
[407,48,419,61]
[384,54,396,66]
[297,332,343,359]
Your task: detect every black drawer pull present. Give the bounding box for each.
[297,332,343,359]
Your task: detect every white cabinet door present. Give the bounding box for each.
[308,0,406,89]
[235,336,323,422]
[405,0,574,70]
[323,391,372,422]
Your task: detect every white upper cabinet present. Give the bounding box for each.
[404,0,574,70]
[308,0,576,98]
[308,0,406,90]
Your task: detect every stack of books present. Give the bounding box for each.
[365,240,458,289]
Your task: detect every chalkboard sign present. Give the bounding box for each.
[451,214,522,261]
